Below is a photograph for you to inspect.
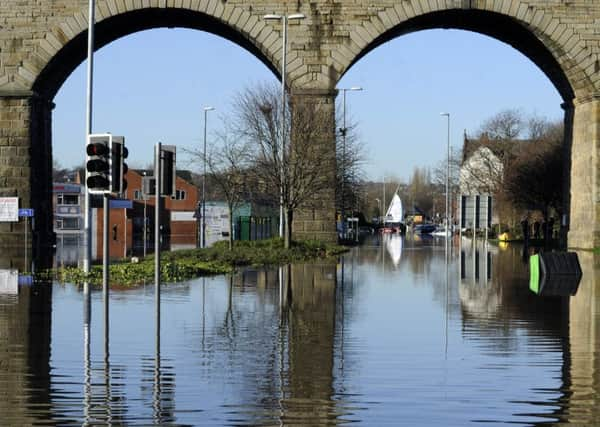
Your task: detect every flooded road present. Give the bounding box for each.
[0,235,599,425]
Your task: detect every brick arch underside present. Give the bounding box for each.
[345,9,576,103]
[32,7,279,100]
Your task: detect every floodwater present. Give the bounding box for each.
[0,234,599,426]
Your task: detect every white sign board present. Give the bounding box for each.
[0,269,18,295]
[171,211,195,222]
[0,197,18,222]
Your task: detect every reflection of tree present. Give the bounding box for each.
[207,263,342,425]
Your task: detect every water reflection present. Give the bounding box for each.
[0,281,52,425]
[564,251,600,425]
[384,234,403,267]
[282,264,338,424]
[0,237,600,424]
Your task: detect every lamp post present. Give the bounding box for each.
[202,106,215,249]
[84,0,96,273]
[264,13,305,239]
[338,86,363,238]
[143,171,147,257]
[440,113,450,236]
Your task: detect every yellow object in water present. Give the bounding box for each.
[499,232,510,241]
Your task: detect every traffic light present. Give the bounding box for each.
[160,145,176,197]
[111,137,128,195]
[86,135,111,193]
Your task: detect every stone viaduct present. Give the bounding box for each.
[0,0,599,259]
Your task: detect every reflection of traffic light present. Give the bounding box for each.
[86,135,110,193]
[111,137,128,195]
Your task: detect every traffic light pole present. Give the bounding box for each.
[154,142,162,353]
[84,0,96,274]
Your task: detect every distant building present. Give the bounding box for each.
[92,169,199,259]
[53,180,85,266]
[56,168,276,261]
[53,182,84,244]
[201,201,278,246]
[459,133,528,230]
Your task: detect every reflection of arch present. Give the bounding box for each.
[30,5,279,99]
[340,8,587,102]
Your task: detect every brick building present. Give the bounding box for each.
[92,170,198,260]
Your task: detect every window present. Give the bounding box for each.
[57,194,79,205]
[175,189,186,200]
[56,217,79,230]
[133,190,142,200]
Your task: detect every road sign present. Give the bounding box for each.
[0,269,18,295]
[142,176,156,198]
[109,199,133,209]
[18,208,34,217]
[0,197,18,222]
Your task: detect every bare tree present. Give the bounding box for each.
[504,121,564,225]
[432,147,462,221]
[465,110,565,232]
[335,115,367,217]
[184,131,252,250]
[234,84,334,248]
[477,108,524,141]
[407,166,434,216]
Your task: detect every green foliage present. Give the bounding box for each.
[49,238,347,287]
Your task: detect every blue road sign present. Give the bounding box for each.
[18,275,33,286]
[18,208,34,217]
[110,199,133,209]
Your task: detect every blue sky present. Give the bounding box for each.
[53,28,563,182]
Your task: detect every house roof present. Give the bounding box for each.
[462,132,530,164]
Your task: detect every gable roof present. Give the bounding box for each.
[462,131,530,164]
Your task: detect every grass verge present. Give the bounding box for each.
[50,238,347,288]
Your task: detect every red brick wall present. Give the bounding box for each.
[94,170,199,258]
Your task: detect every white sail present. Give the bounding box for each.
[384,193,403,224]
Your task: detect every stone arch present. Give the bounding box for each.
[28,3,281,99]
[334,3,600,249]
[337,5,597,102]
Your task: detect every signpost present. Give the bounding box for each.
[18,208,34,272]
[154,143,176,354]
[109,199,133,209]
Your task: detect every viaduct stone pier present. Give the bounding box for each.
[1,1,599,252]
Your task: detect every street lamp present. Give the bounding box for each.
[440,112,450,238]
[264,12,305,238]
[143,170,147,257]
[202,106,215,248]
[337,86,363,238]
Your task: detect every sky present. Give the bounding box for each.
[52,27,563,182]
